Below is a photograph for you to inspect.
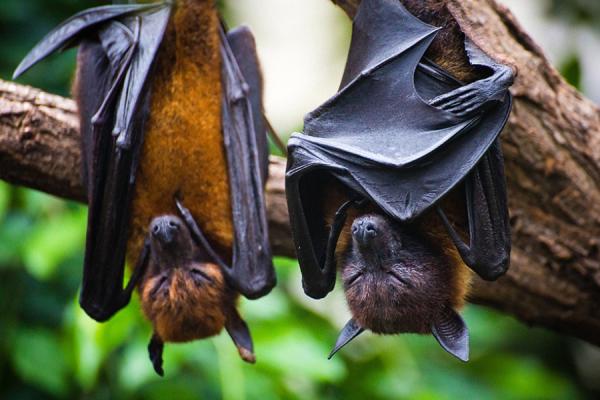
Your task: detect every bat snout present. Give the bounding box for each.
[150,216,182,244]
[352,218,378,247]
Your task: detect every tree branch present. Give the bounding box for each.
[2,0,600,345]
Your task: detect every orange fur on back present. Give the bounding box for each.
[415,193,472,309]
[127,0,232,263]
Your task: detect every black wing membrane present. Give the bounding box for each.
[220,26,276,299]
[286,0,513,298]
[226,27,269,184]
[12,3,158,79]
[14,2,172,321]
[437,140,511,280]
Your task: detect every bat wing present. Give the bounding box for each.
[438,140,511,280]
[12,3,159,79]
[220,26,276,299]
[14,2,172,321]
[226,26,269,184]
[286,0,512,298]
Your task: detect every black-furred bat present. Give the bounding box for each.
[286,0,514,361]
[14,0,275,375]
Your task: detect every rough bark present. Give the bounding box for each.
[1,0,600,345]
[0,81,83,202]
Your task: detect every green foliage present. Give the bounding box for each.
[0,0,105,96]
[547,0,600,29]
[0,0,597,399]
[0,182,592,399]
[560,55,583,90]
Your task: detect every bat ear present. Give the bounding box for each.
[328,319,365,359]
[431,306,469,362]
[225,308,256,364]
[147,333,165,377]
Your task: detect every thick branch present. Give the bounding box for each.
[0,81,83,202]
[2,0,600,345]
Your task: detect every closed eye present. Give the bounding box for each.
[346,271,363,287]
[388,270,412,288]
[150,275,169,299]
[190,268,213,283]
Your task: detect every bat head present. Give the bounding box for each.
[141,258,231,343]
[334,213,469,361]
[140,215,255,375]
[142,215,232,342]
[148,215,196,267]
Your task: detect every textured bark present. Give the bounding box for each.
[1,0,600,345]
[0,81,83,202]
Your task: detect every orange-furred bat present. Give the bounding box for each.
[285,0,513,361]
[13,0,275,375]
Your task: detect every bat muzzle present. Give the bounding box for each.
[351,217,378,248]
[151,216,181,245]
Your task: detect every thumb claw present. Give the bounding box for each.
[238,346,256,363]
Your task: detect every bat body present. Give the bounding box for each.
[286,0,514,361]
[126,0,232,263]
[14,0,275,374]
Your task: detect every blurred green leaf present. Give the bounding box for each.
[0,213,31,267]
[22,206,86,280]
[547,0,600,29]
[259,328,347,383]
[0,181,10,221]
[560,54,583,90]
[10,329,70,397]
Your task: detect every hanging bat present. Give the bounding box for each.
[285,0,514,361]
[13,0,275,375]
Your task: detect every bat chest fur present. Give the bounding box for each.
[127,1,233,264]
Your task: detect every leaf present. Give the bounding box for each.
[0,181,10,221]
[560,55,582,90]
[21,207,86,280]
[10,329,69,396]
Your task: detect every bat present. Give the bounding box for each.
[285,0,514,361]
[13,0,275,375]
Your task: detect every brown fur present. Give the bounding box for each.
[322,175,472,330]
[127,0,233,263]
[415,193,472,310]
[402,0,483,82]
[141,262,236,342]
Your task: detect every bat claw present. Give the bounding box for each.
[429,86,470,106]
[238,346,256,364]
[152,360,164,377]
[148,334,165,377]
[174,198,189,217]
[437,92,477,110]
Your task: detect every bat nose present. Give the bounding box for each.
[151,217,180,243]
[352,218,378,246]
